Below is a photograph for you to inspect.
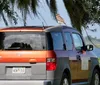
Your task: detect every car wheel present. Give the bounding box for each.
[60,73,70,85]
[90,69,100,85]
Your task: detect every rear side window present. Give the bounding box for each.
[51,32,64,50]
[64,32,73,50]
[0,32,46,50]
[72,33,83,50]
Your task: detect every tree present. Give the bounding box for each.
[62,0,100,33]
[0,0,17,26]
[1,0,100,33]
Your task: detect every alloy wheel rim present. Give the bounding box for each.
[63,78,69,85]
[95,73,99,85]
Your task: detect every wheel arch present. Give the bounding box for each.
[93,65,100,78]
[93,65,100,72]
[89,65,100,84]
[89,65,100,85]
[63,68,72,84]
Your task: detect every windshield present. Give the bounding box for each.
[0,32,46,50]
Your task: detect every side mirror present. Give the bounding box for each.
[86,45,93,51]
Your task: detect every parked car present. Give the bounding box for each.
[0,25,99,85]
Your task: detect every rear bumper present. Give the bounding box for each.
[0,80,52,85]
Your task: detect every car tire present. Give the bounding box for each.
[60,73,71,85]
[90,69,100,85]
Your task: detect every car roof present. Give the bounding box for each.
[0,26,51,32]
[44,25,77,32]
[0,25,77,32]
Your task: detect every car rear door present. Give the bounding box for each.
[0,31,47,80]
[64,31,79,81]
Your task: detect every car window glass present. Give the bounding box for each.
[72,33,83,50]
[51,32,64,50]
[0,32,46,50]
[64,32,73,50]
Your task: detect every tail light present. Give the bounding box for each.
[46,58,57,71]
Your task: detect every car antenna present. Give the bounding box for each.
[42,22,45,30]
[37,11,48,30]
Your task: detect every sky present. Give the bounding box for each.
[0,0,100,39]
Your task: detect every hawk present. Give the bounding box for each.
[56,14,66,25]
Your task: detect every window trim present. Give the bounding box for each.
[0,32,47,51]
[50,31,65,51]
[64,32,73,51]
[72,32,85,51]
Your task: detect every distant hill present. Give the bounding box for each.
[83,36,100,48]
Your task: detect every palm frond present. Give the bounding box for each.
[46,0,50,6]
[16,0,31,25]
[46,0,57,19]
[9,0,15,10]
[1,12,8,26]
[16,0,30,10]
[50,0,57,19]
[63,0,87,33]
[0,0,17,25]
[31,0,38,15]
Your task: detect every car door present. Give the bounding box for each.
[64,32,78,81]
[72,33,90,82]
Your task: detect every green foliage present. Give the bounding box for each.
[0,0,17,25]
[9,0,38,26]
[46,0,57,19]
[63,0,100,33]
[0,0,100,32]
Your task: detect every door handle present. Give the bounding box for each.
[76,55,81,60]
[29,59,37,64]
